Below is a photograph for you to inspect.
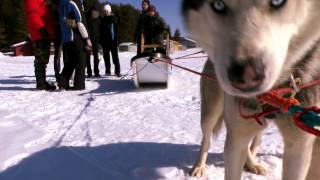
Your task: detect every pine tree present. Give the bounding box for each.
[112,4,140,43]
[0,0,27,52]
[173,28,181,42]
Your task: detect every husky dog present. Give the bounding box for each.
[182,0,320,179]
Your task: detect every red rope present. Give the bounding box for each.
[154,58,217,82]
[153,55,320,127]
[265,79,320,97]
[239,80,320,123]
[172,50,205,60]
[173,56,208,60]
[238,99,279,125]
[294,107,320,136]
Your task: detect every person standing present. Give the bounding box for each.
[24,0,57,90]
[47,0,63,82]
[135,0,150,55]
[86,4,101,77]
[100,4,120,77]
[58,0,92,90]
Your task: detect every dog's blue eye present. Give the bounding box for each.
[211,0,227,15]
[270,0,287,8]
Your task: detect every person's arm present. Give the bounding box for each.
[140,16,147,35]
[24,0,45,36]
[134,14,143,43]
[112,16,119,42]
[159,16,169,32]
[69,1,88,38]
[69,1,91,48]
[99,19,104,44]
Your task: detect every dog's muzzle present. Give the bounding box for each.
[227,58,265,92]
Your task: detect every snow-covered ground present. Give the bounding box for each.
[0,49,283,180]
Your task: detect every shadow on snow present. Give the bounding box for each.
[0,75,166,93]
[0,142,224,180]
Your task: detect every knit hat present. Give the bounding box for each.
[141,0,150,6]
[104,4,112,13]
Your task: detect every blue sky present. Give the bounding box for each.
[100,0,187,36]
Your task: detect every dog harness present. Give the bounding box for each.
[241,75,320,136]
[153,50,320,136]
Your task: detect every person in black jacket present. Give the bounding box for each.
[141,5,168,53]
[134,0,151,55]
[100,4,120,77]
[86,4,101,77]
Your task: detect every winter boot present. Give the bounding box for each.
[34,39,51,90]
[42,69,56,91]
[35,68,46,90]
[45,82,56,91]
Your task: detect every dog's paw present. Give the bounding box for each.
[190,165,206,177]
[244,163,268,175]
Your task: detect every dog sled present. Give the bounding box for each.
[131,34,172,88]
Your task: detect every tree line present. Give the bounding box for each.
[0,0,27,52]
[84,0,142,44]
[0,0,181,52]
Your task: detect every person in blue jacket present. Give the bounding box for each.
[58,0,92,90]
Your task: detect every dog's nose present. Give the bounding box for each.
[228,58,265,92]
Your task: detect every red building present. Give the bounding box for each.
[11,41,34,56]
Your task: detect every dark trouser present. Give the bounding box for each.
[86,39,100,76]
[59,35,86,90]
[137,41,142,55]
[102,44,120,75]
[33,39,51,89]
[53,37,62,80]
[136,33,142,55]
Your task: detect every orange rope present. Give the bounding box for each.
[257,90,300,112]
[153,54,320,132]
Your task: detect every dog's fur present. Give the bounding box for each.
[182,0,320,179]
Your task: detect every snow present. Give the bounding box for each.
[0,52,4,57]
[0,49,283,180]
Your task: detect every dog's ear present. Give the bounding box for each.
[181,0,206,16]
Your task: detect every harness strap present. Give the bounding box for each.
[153,58,217,82]
[172,50,205,60]
[238,99,279,125]
[152,53,320,135]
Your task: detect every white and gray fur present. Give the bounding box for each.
[182,0,320,179]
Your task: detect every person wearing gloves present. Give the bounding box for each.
[23,0,57,90]
[100,4,121,77]
[58,0,92,90]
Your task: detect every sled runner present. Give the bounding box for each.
[131,34,171,88]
